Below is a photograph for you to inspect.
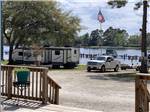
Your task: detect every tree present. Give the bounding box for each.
[107,0,149,73]
[54,15,80,47]
[89,29,103,46]
[128,35,141,47]
[3,1,80,63]
[76,33,90,46]
[103,27,128,46]
[107,0,127,8]
[126,33,150,47]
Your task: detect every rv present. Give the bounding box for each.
[12,47,80,68]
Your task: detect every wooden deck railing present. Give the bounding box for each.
[1,65,61,104]
[135,73,150,112]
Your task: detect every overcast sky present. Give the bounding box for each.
[57,0,150,36]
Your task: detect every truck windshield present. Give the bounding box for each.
[97,57,105,61]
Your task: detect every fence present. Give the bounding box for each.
[1,65,61,104]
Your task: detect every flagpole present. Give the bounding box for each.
[98,8,104,55]
[100,22,102,31]
[100,22,102,55]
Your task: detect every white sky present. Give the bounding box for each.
[56,0,150,36]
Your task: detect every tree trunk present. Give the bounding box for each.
[8,45,13,64]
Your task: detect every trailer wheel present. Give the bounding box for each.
[64,66,74,69]
[52,65,60,69]
[64,65,71,69]
[64,63,75,69]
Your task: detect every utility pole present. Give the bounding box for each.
[1,1,3,61]
[0,1,2,111]
[140,0,148,73]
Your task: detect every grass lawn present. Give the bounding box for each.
[1,60,8,65]
[75,64,86,70]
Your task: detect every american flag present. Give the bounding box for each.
[97,10,105,23]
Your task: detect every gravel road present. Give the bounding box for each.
[48,70,135,112]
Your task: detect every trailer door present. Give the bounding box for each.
[52,50,64,63]
[71,48,79,63]
[66,49,71,62]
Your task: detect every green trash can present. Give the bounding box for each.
[16,71,30,83]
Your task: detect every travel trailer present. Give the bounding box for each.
[12,47,80,68]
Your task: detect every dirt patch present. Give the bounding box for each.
[48,70,136,112]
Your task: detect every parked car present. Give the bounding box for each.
[87,55,120,72]
[134,54,150,71]
[121,64,133,70]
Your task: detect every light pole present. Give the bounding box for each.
[140,0,148,73]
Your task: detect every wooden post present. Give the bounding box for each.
[135,76,140,112]
[7,67,13,99]
[143,80,149,112]
[55,86,59,104]
[136,73,150,112]
[42,69,48,104]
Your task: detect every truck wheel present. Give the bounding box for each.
[87,67,91,72]
[121,67,124,70]
[114,65,119,72]
[136,66,140,71]
[101,66,105,72]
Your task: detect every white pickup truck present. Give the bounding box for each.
[87,55,120,72]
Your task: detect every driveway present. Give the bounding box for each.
[48,70,135,112]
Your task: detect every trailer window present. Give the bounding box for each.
[74,50,77,54]
[18,52,23,56]
[55,50,60,55]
